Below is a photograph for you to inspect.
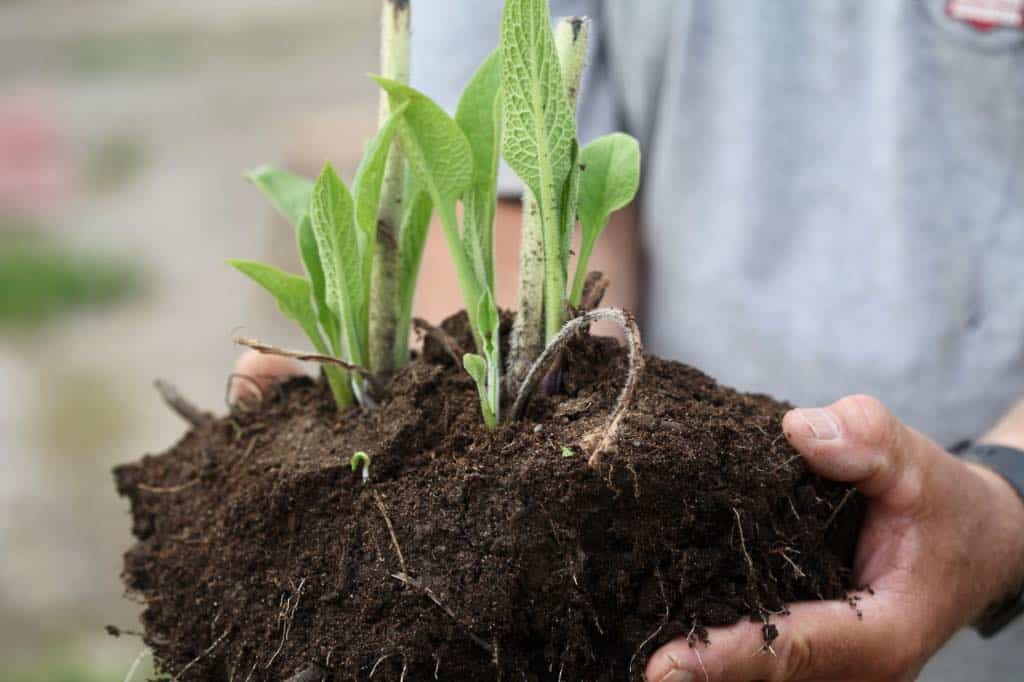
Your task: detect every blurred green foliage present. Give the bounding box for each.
[0,228,144,328]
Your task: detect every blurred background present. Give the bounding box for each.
[0,1,381,678]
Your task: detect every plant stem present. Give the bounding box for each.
[437,202,485,351]
[507,17,590,389]
[368,0,411,379]
[324,365,355,409]
[542,16,589,343]
[507,194,544,391]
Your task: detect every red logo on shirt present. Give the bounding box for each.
[947,0,1024,31]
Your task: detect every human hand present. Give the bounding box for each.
[229,349,304,404]
[646,395,1024,681]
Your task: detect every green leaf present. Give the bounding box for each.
[476,288,499,354]
[310,162,367,366]
[352,101,410,284]
[462,352,496,428]
[297,214,338,353]
[499,0,576,205]
[373,76,474,204]
[559,138,581,280]
[571,133,641,305]
[246,165,313,228]
[394,186,434,367]
[456,51,503,291]
[228,260,327,354]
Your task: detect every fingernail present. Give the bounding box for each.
[659,671,695,682]
[796,408,840,440]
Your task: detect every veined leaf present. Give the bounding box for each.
[310,163,367,367]
[373,76,474,204]
[499,0,576,204]
[456,51,502,291]
[570,132,641,305]
[352,101,410,285]
[246,165,313,228]
[394,186,434,367]
[228,260,327,354]
[297,214,338,353]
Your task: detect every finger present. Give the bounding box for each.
[782,395,936,509]
[230,350,304,403]
[645,597,914,681]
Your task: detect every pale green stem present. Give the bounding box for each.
[324,365,355,410]
[437,201,485,350]
[368,0,410,379]
[569,232,597,307]
[507,192,545,390]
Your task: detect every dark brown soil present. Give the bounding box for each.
[115,313,862,681]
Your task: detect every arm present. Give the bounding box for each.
[647,396,1024,682]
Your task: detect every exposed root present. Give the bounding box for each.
[511,308,644,468]
[373,491,408,575]
[369,653,397,678]
[233,336,381,390]
[824,488,856,530]
[265,577,306,670]
[391,572,491,653]
[628,622,664,676]
[122,648,149,682]
[173,627,230,680]
[413,317,466,363]
[154,379,212,427]
[733,507,755,574]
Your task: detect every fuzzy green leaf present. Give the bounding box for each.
[456,51,503,291]
[373,76,473,204]
[394,186,434,367]
[571,133,641,305]
[310,162,367,366]
[499,0,576,203]
[297,214,338,353]
[246,165,313,228]
[228,260,326,354]
[463,352,487,386]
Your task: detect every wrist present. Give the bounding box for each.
[966,462,1024,616]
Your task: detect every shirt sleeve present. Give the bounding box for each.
[411,0,620,198]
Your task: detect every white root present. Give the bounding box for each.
[511,308,645,468]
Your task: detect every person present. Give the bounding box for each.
[235,1,1024,679]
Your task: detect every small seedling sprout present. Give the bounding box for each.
[230,0,642,453]
[561,446,575,458]
[350,451,372,484]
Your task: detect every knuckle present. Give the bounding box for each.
[837,394,896,450]
[777,630,814,680]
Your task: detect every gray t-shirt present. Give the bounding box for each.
[414,0,1024,451]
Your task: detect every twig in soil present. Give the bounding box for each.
[173,627,230,680]
[511,308,645,468]
[390,572,492,652]
[733,507,755,574]
[265,577,306,670]
[122,648,149,682]
[373,491,407,575]
[154,379,212,427]
[823,488,856,530]
[369,653,397,678]
[136,479,199,494]
[234,336,382,396]
[413,317,466,362]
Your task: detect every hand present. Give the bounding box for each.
[646,395,1024,682]
[229,350,303,404]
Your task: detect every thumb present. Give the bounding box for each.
[230,350,304,403]
[644,597,915,681]
[782,394,934,509]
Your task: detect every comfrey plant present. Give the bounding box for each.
[231,0,640,445]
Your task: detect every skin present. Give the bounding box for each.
[231,201,1024,681]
